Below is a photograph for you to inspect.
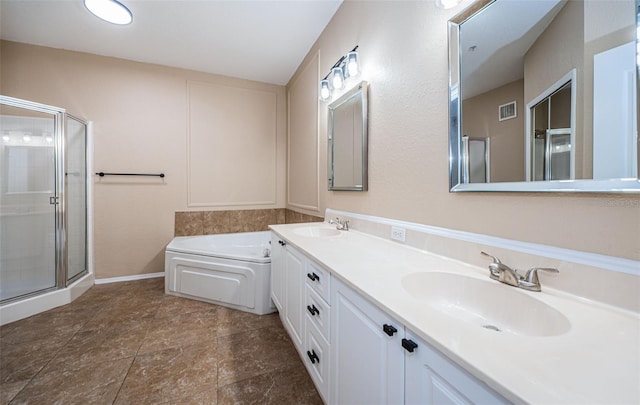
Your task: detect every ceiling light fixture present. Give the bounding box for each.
[319,46,360,101]
[84,0,133,25]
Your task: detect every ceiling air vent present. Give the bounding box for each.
[498,101,517,121]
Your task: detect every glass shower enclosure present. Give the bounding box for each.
[0,95,88,303]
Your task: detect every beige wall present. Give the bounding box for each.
[524,0,585,178]
[1,40,287,279]
[286,0,639,261]
[288,52,321,212]
[462,79,525,182]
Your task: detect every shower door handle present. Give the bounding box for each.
[49,196,59,205]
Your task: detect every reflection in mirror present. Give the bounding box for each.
[328,81,368,191]
[449,0,640,192]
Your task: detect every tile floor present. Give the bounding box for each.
[0,278,322,404]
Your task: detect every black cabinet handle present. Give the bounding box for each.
[278,240,286,246]
[307,272,320,282]
[382,324,398,336]
[402,338,418,353]
[307,304,320,316]
[307,350,319,364]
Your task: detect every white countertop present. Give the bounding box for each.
[270,222,640,404]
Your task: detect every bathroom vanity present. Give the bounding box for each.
[269,219,639,404]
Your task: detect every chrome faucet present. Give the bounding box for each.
[329,217,350,231]
[481,251,558,292]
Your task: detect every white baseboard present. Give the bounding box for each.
[94,272,165,284]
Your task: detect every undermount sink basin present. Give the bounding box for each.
[293,226,342,238]
[401,272,570,337]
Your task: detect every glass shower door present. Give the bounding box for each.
[0,105,58,301]
[66,116,87,281]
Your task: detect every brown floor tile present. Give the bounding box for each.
[138,309,218,355]
[217,325,300,386]
[115,341,218,404]
[0,334,70,384]
[218,362,322,405]
[0,278,321,404]
[216,306,281,337]
[10,357,133,405]
[0,307,89,347]
[0,379,29,405]
[43,317,150,372]
[155,295,219,319]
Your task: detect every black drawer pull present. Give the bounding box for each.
[278,240,286,246]
[307,304,320,316]
[307,272,320,282]
[307,350,319,364]
[402,338,418,353]
[382,324,397,336]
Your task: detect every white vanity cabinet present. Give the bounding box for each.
[303,260,332,402]
[270,234,305,350]
[404,330,506,405]
[283,243,305,349]
[269,233,284,310]
[330,277,405,404]
[271,231,505,405]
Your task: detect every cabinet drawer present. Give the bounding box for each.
[305,285,330,342]
[304,319,330,403]
[305,260,330,302]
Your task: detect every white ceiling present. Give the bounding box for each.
[460,0,564,99]
[0,0,343,85]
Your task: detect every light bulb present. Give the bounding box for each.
[319,80,331,101]
[45,136,53,143]
[346,51,359,78]
[84,0,133,25]
[2,135,10,142]
[331,67,344,90]
[436,0,462,9]
[23,135,31,142]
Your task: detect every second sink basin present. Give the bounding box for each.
[401,272,570,337]
[293,225,342,238]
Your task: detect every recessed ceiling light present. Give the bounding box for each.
[84,0,133,25]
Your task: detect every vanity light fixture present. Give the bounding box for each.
[320,80,331,100]
[84,0,133,25]
[331,67,345,90]
[319,45,360,101]
[345,51,359,78]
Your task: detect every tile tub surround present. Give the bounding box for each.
[175,208,323,236]
[270,221,640,403]
[0,278,322,404]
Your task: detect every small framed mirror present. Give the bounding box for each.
[448,0,640,193]
[328,80,368,191]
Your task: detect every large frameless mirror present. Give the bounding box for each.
[328,80,368,191]
[448,0,640,192]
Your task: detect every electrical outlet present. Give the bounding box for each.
[391,227,406,242]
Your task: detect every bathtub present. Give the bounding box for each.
[164,231,275,315]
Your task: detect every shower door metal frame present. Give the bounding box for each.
[65,113,89,285]
[0,95,88,302]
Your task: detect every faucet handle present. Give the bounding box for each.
[481,251,502,264]
[522,267,559,291]
[481,251,503,278]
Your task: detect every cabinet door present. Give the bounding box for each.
[330,278,404,405]
[269,233,284,311]
[404,331,506,405]
[283,245,305,350]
